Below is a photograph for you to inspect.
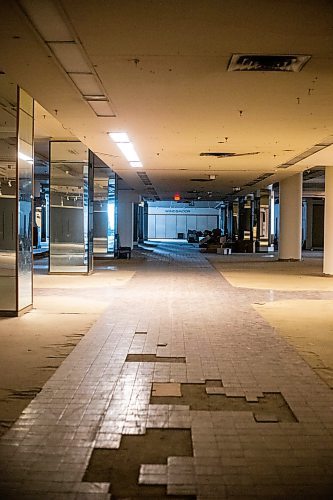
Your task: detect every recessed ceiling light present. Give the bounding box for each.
[109,132,143,166]
[129,161,143,168]
[117,142,140,162]
[108,132,130,143]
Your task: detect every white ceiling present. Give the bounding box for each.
[1,0,333,200]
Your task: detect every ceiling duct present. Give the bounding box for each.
[228,54,311,72]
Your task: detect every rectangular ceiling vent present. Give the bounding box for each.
[137,171,152,186]
[228,54,311,72]
[244,173,274,187]
[136,171,159,200]
[277,141,333,169]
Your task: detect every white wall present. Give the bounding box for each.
[148,206,219,239]
[118,190,140,248]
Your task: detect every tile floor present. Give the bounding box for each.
[0,241,333,499]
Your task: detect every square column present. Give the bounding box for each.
[49,141,93,274]
[0,87,34,316]
[117,190,140,249]
[279,173,302,261]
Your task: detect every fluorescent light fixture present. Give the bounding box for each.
[84,95,107,101]
[117,142,140,162]
[108,132,130,143]
[69,73,104,96]
[48,42,91,73]
[19,0,73,42]
[87,100,116,117]
[109,132,143,166]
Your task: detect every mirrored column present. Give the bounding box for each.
[0,85,34,316]
[253,188,272,252]
[49,141,93,274]
[92,155,117,257]
[18,88,34,311]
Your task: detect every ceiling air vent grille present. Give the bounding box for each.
[136,171,160,200]
[228,54,311,72]
[244,173,274,187]
[137,171,152,185]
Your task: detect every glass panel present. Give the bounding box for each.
[17,88,34,311]
[0,76,17,312]
[107,176,116,254]
[259,189,270,249]
[93,178,108,254]
[0,146,17,311]
[49,141,90,273]
[93,155,116,257]
[19,88,34,115]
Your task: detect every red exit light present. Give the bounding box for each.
[174,193,181,201]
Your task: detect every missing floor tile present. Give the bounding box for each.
[254,412,279,423]
[126,354,186,363]
[150,384,297,423]
[205,380,223,387]
[135,331,148,335]
[83,429,194,499]
[152,383,182,397]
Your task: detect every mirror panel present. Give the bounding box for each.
[49,141,92,273]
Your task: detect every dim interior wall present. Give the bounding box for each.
[93,210,107,238]
[0,198,16,251]
[305,199,313,250]
[148,214,219,239]
[312,203,324,248]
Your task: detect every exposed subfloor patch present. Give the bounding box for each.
[126,354,186,363]
[83,428,194,499]
[150,383,297,423]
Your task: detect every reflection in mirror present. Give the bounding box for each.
[18,88,34,311]
[0,81,17,311]
[49,141,93,273]
[93,154,116,257]
[0,82,34,315]
[0,127,17,312]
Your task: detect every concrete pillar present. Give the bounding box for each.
[279,173,302,260]
[117,190,140,249]
[323,167,333,275]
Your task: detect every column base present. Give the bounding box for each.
[0,304,33,317]
[278,258,302,262]
[48,271,93,276]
